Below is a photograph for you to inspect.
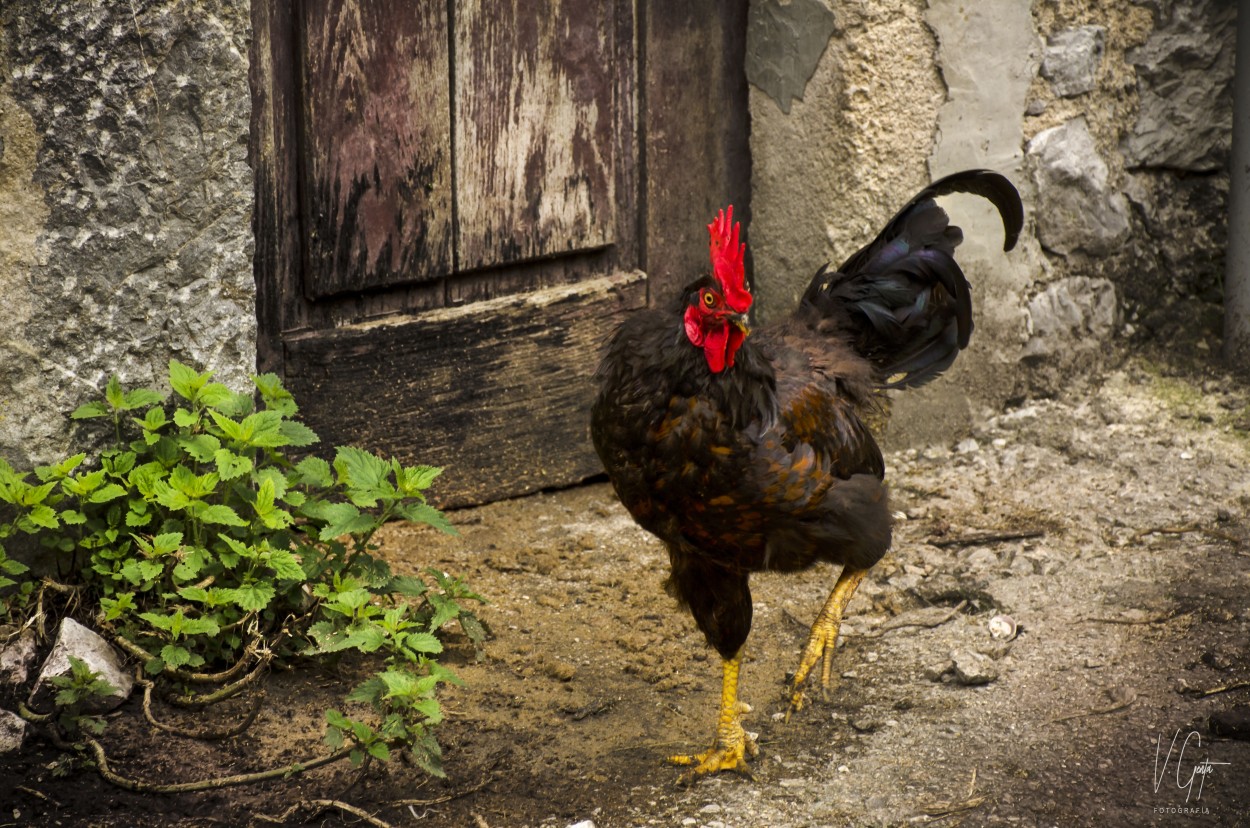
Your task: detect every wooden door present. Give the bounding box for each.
[251,0,748,506]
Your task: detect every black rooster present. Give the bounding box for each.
[590,170,1023,782]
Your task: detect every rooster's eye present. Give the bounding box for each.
[701,291,716,307]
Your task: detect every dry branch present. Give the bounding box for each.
[252,799,394,828]
[82,736,354,793]
[929,530,1045,549]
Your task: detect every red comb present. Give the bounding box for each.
[708,205,752,314]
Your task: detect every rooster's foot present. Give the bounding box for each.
[669,710,758,784]
[785,566,869,721]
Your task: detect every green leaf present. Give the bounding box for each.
[403,632,444,655]
[150,532,183,556]
[39,453,87,481]
[259,507,293,531]
[180,434,222,463]
[412,697,443,724]
[378,668,429,699]
[294,456,334,489]
[128,462,166,499]
[325,587,371,612]
[176,586,211,603]
[277,420,319,448]
[333,447,391,495]
[169,360,209,401]
[123,388,165,410]
[102,451,136,478]
[197,383,237,410]
[403,464,443,492]
[100,593,135,621]
[172,546,211,582]
[88,483,127,504]
[240,411,286,448]
[151,480,191,511]
[20,480,58,506]
[173,408,199,428]
[1,557,30,576]
[62,470,104,497]
[71,401,109,420]
[120,558,163,586]
[125,502,152,527]
[386,575,429,598]
[396,503,457,536]
[207,410,243,442]
[264,547,306,581]
[367,742,392,762]
[137,407,169,434]
[338,625,386,652]
[169,466,218,499]
[213,448,252,481]
[346,676,386,705]
[254,477,276,515]
[427,593,462,631]
[104,375,125,410]
[27,504,59,530]
[315,503,377,541]
[219,582,275,612]
[196,504,246,527]
[160,644,191,668]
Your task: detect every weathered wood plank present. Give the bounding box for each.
[454,0,618,272]
[283,270,646,507]
[251,0,302,373]
[297,0,454,298]
[644,0,751,303]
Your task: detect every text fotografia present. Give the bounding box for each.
[1153,729,1230,807]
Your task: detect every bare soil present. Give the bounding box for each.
[3,355,1250,827]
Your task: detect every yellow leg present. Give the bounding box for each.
[669,654,758,783]
[787,566,869,719]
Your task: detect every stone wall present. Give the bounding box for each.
[0,0,255,468]
[747,0,1235,444]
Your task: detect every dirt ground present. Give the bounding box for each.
[4,353,1250,827]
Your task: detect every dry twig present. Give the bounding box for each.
[848,601,969,640]
[391,768,498,807]
[139,679,264,740]
[1134,524,1242,546]
[916,768,987,822]
[1178,679,1250,698]
[252,799,394,828]
[80,736,353,793]
[929,530,1045,549]
[1079,611,1183,626]
[1048,688,1138,724]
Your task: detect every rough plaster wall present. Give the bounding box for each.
[748,0,946,326]
[0,0,255,468]
[748,0,1234,446]
[904,0,1043,444]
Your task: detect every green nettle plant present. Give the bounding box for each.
[0,360,484,787]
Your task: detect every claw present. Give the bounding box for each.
[674,658,757,783]
[785,566,868,720]
[669,722,759,785]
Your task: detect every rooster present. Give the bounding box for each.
[590,170,1023,782]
